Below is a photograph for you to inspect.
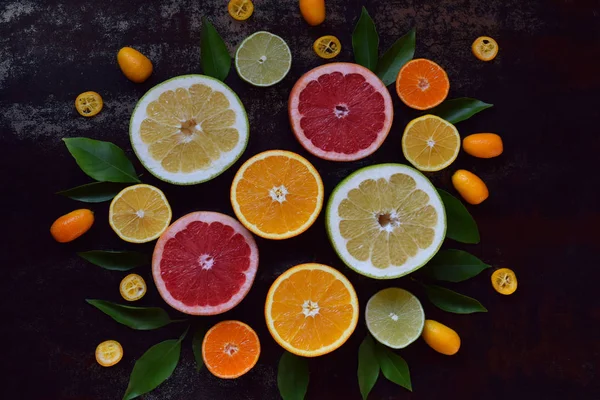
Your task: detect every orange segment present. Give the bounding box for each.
[231,150,324,239]
[396,59,450,110]
[265,263,359,357]
[202,321,260,379]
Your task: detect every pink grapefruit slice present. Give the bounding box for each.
[289,62,394,161]
[152,211,258,315]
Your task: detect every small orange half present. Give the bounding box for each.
[202,320,260,379]
[396,59,450,110]
[265,263,359,357]
[230,150,324,240]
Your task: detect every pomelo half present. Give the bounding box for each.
[289,62,393,161]
[152,211,258,315]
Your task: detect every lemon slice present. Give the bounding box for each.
[130,75,249,185]
[235,31,292,87]
[326,164,446,279]
[109,184,172,243]
[402,115,460,172]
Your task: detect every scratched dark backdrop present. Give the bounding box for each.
[1,0,599,399]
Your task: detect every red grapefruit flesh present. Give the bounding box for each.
[152,212,258,315]
[289,62,394,161]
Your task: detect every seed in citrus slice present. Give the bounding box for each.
[235,31,292,87]
[230,150,324,240]
[402,115,460,172]
[396,59,450,110]
[265,263,359,357]
[153,212,258,315]
[95,340,123,367]
[326,164,446,279]
[202,320,260,379]
[119,273,147,301]
[109,184,172,244]
[129,75,249,185]
[289,62,393,161]
[366,288,425,349]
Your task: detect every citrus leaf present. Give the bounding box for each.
[57,182,129,203]
[429,98,493,124]
[358,335,380,400]
[201,17,231,82]
[375,28,415,86]
[78,250,150,271]
[122,328,187,400]
[63,138,140,183]
[438,189,480,244]
[374,342,411,392]
[422,249,490,282]
[423,284,487,314]
[86,299,183,330]
[352,7,379,71]
[278,351,309,400]
[192,326,207,372]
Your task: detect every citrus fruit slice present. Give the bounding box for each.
[313,35,341,59]
[289,62,393,161]
[326,164,446,279]
[472,36,498,61]
[109,184,172,243]
[491,268,517,295]
[235,31,292,87]
[402,115,460,172]
[228,0,254,21]
[153,212,258,315]
[230,150,324,240]
[264,263,359,357]
[396,59,449,110]
[95,340,123,367]
[75,91,103,117]
[365,288,425,349]
[130,75,249,185]
[119,273,147,301]
[202,320,260,379]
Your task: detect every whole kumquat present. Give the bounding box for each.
[117,47,153,83]
[452,169,489,205]
[463,133,503,158]
[299,0,325,26]
[50,209,94,243]
[422,320,461,355]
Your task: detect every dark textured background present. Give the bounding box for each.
[2,0,599,399]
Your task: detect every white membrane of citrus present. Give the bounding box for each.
[327,164,446,279]
[130,75,249,185]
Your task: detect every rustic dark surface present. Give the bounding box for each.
[2,0,599,399]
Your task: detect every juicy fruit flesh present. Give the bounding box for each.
[397,59,449,109]
[140,84,239,174]
[236,32,290,85]
[298,72,386,154]
[111,186,170,241]
[338,173,438,269]
[159,221,251,307]
[404,116,460,169]
[203,321,260,378]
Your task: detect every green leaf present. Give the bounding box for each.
[429,98,493,124]
[57,181,130,203]
[192,326,207,372]
[422,249,490,282]
[375,28,415,86]
[86,299,183,330]
[201,17,231,81]
[358,335,380,400]
[374,342,412,392]
[122,328,187,400]
[438,189,480,244]
[423,284,487,314]
[63,138,140,183]
[352,7,379,71]
[78,250,150,271]
[278,351,309,400]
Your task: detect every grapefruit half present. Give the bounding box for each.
[289,62,394,161]
[152,211,258,315]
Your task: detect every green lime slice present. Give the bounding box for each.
[235,31,292,87]
[366,288,425,349]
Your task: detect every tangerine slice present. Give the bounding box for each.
[395,59,450,110]
[75,91,103,117]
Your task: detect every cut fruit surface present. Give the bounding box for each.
[264,263,359,357]
[153,212,258,315]
[396,59,449,110]
[366,288,425,349]
[230,150,324,240]
[326,164,446,279]
[119,273,147,301]
[235,31,292,87]
[109,184,172,243]
[289,62,394,161]
[202,320,260,379]
[75,91,103,117]
[95,340,123,367]
[402,115,460,172]
[130,75,249,185]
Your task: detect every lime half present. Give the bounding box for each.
[366,288,425,349]
[235,31,291,87]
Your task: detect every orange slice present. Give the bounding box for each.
[230,150,324,240]
[95,340,123,367]
[396,59,450,110]
[202,320,260,379]
[264,263,359,357]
